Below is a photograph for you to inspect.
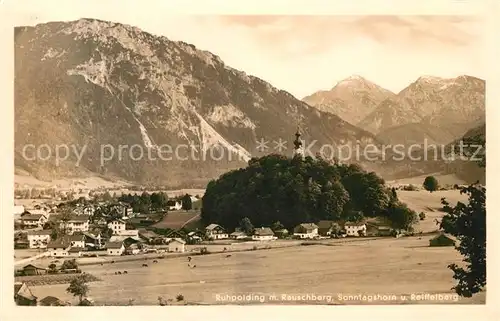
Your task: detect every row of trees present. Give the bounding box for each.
[201,154,417,232]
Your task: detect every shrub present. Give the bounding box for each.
[176,294,184,301]
[423,176,439,192]
[419,212,426,221]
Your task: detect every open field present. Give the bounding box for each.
[386,173,467,187]
[152,210,201,229]
[397,190,469,233]
[26,236,485,305]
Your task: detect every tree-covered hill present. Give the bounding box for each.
[201,154,417,231]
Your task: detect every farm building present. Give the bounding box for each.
[22,264,47,276]
[14,282,37,306]
[106,241,125,255]
[274,228,289,238]
[293,223,319,239]
[230,231,248,240]
[167,200,183,211]
[187,231,204,243]
[429,234,456,247]
[125,243,141,255]
[167,239,186,253]
[252,227,275,241]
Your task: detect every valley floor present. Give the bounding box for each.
[25,236,485,305]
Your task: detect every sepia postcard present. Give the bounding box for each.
[1,0,498,320]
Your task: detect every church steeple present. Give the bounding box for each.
[293,126,303,156]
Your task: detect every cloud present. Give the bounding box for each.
[206,15,482,57]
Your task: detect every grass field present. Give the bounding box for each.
[26,235,485,305]
[397,190,469,233]
[152,210,201,229]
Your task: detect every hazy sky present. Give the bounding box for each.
[6,1,487,98]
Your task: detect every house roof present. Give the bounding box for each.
[25,209,47,216]
[14,282,36,301]
[21,214,44,221]
[165,230,185,238]
[230,231,247,236]
[106,241,124,249]
[345,221,366,227]
[296,223,319,230]
[39,296,63,306]
[27,230,52,236]
[68,215,91,222]
[205,224,223,230]
[253,227,274,236]
[317,220,337,229]
[68,233,85,241]
[47,240,70,249]
[23,264,46,270]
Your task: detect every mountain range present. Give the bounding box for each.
[14,18,485,188]
[15,18,383,188]
[303,75,485,146]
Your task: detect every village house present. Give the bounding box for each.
[274,228,289,239]
[164,230,186,243]
[26,230,52,249]
[14,282,37,306]
[205,224,228,240]
[110,203,133,218]
[187,231,204,243]
[107,219,127,235]
[125,243,142,255]
[82,231,103,249]
[317,220,341,237]
[22,264,47,276]
[230,231,248,240]
[167,200,183,211]
[46,240,71,258]
[138,229,165,244]
[167,238,186,253]
[293,223,319,239]
[344,222,367,236]
[59,215,90,234]
[68,233,86,248]
[20,214,48,229]
[252,227,276,241]
[106,241,125,256]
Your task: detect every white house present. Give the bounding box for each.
[205,224,228,240]
[107,219,126,235]
[68,233,86,248]
[106,241,125,256]
[293,223,319,239]
[252,227,276,241]
[167,200,182,211]
[59,215,90,234]
[26,230,52,249]
[167,239,186,253]
[344,222,367,237]
[46,240,71,258]
[20,214,48,229]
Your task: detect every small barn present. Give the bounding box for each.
[22,264,47,276]
[429,233,456,247]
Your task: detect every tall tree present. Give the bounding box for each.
[181,194,193,211]
[440,183,486,297]
[66,273,92,304]
[239,217,254,234]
